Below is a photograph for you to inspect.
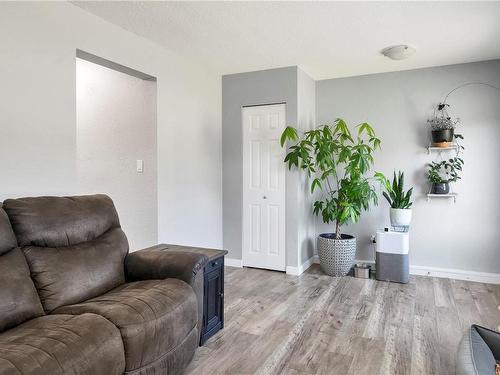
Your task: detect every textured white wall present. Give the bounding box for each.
[0,2,222,249]
[316,60,500,274]
[76,58,157,250]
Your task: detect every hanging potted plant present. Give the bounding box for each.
[375,171,413,227]
[428,103,460,147]
[280,119,380,276]
[427,157,464,194]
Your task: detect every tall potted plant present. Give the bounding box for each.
[280,119,381,276]
[375,171,413,227]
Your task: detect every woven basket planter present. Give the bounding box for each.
[318,233,356,276]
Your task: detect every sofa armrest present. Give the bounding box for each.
[125,244,208,285]
[456,325,500,375]
[474,325,500,360]
[125,244,209,344]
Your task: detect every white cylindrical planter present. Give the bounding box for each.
[389,208,412,227]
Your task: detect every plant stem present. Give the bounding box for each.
[335,220,341,240]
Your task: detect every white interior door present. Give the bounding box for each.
[242,104,286,271]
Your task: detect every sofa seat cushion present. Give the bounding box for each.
[0,313,125,375]
[53,279,198,373]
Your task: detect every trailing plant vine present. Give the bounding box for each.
[427,103,460,131]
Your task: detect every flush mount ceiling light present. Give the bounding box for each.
[381,45,416,60]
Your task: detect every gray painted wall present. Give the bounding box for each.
[222,66,318,269]
[297,69,317,264]
[316,60,500,273]
[222,67,301,267]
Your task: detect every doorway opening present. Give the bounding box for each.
[76,50,157,250]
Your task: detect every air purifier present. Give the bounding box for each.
[375,230,409,284]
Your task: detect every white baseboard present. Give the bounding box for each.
[312,256,500,284]
[225,258,243,268]
[286,256,315,276]
[409,265,500,284]
[229,255,500,284]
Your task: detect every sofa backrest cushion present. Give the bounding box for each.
[2,194,121,247]
[0,209,44,332]
[0,208,17,255]
[3,195,129,313]
[24,228,129,312]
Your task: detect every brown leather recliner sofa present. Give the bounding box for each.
[0,194,208,375]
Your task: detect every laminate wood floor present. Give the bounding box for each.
[184,264,500,375]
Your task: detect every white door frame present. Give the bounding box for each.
[241,103,286,271]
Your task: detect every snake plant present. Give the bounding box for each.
[375,171,413,209]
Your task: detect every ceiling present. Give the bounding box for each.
[72,1,500,80]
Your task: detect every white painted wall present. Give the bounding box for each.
[76,58,157,250]
[0,2,222,249]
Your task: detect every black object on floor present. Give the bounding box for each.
[157,245,228,345]
[200,254,225,345]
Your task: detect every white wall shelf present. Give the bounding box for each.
[427,143,459,154]
[426,193,458,203]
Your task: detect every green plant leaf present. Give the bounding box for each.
[280,126,299,147]
[311,178,322,193]
[382,192,393,206]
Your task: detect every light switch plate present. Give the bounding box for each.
[136,160,144,173]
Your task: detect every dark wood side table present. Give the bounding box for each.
[160,245,228,345]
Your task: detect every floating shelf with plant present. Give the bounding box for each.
[426,192,458,203]
[426,100,465,202]
[427,143,459,154]
[426,156,463,203]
